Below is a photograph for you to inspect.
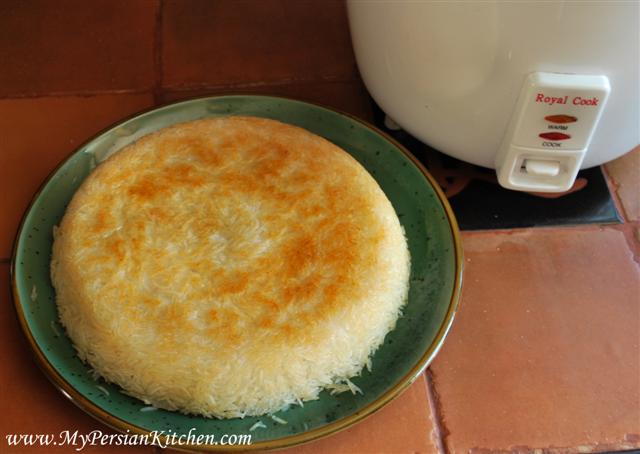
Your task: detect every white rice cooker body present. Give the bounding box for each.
[347,1,639,191]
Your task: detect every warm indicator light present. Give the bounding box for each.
[539,132,571,141]
[545,114,577,124]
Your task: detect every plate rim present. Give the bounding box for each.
[10,94,463,452]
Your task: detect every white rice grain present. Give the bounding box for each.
[249,421,267,431]
[140,406,158,412]
[270,415,287,425]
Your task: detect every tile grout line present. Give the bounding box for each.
[0,77,359,102]
[0,88,154,100]
[424,369,451,454]
[597,164,639,262]
[601,164,631,223]
[610,221,640,265]
[459,222,624,237]
[161,75,360,92]
[153,0,164,105]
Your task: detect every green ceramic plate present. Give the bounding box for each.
[11,95,462,452]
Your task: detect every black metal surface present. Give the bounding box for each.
[449,166,620,230]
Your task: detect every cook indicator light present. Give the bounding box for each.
[539,132,571,141]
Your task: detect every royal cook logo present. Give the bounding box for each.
[535,93,599,106]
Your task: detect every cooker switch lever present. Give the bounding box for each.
[524,159,560,177]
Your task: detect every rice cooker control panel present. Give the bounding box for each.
[496,72,610,192]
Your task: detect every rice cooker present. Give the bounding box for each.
[347,1,640,192]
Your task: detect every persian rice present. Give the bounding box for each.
[50,116,411,418]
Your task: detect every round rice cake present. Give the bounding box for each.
[51,116,410,418]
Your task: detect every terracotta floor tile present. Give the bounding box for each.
[0,94,155,259]
[266,375,441,454]
[0,265,154,453]
[0,0,156,97]
[160,80,375,122]
[162,0,358,88]
[430,227,640,453]
[606,146,640,221]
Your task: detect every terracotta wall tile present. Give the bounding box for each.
[162,0,358,88]
[0,94,155,259]
[430,227,640,453]
[0,265,154,453]
[160,80,374,122]
[606,146,640,222]
[0,0,157,97]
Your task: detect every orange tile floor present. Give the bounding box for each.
[1,1,638,453]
